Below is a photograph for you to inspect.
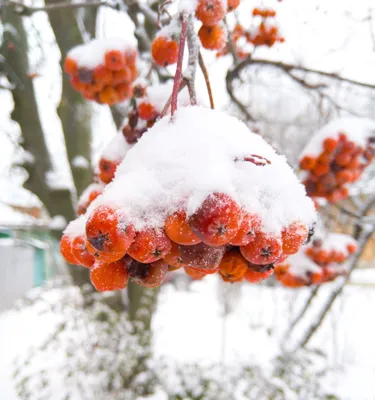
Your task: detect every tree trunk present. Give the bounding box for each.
[46,0,94,198]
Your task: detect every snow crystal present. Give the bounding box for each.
[90,106,316,234]
[49,215,67,231]
[68,37,137,70]
[284,252,322,279]
[71,155,89,169]
[100,133,133,162]
[63,215,87,238]
[300,117,375,158]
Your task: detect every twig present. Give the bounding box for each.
[198,52,215,109]
[170,13,188,118]
[160,79,187,118]
[185,15,199,106]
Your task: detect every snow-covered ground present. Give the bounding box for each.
[1,268,375,399]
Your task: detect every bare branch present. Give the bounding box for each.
[198,52,215,110]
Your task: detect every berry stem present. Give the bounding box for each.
[185,15,199,106]
[170,13,189,118]
[198,52,215,109]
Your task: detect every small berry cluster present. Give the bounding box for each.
[300,133,375,203]
[275,234,357,287]
[152,0,240,65]
[64,38,138,105]
[217,8,283,60]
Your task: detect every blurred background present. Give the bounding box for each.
[0,0,375,399]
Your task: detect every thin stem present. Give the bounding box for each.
[160,79,187,118]
[185,15,199,106]
[170,13,189,118]
[198,52,215,109]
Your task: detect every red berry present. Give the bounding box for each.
[244,266,274,283]
[188,192,241,246]
[219,251,248,282]
[281,222,309,255]
[71,236,95,268]
[104,50,126,71]
[152,36,179,67]
[196,0,226,26]
[127,228,172,264]
[90,260,129,292]
[138,102,158,121]
[198,24,227,50]
[60,235,78,265]
[128,259,168,288]
[240,232,282,265]
[165,210,201,245]
[178,242,225,271]
[229,212,262,246]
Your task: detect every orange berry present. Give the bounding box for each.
[244,265,274,283]
[227,0,240,12]
[198,24,227,50]
[90,260,129,292]
[196,0,226,26]
[138,102,158,121]
[347,243,357,254]
[323,137,338,153]
[60,235,78,265]
[188,192,241,246]
[152,36,179,67]
[184,266,207,280]
[70,76,86,92]
[64,57,78,76]
[93,65,113,85]
[315,249,329,265]
[165,210,201,245]
[115,83,132,101]
[86,205,136,261]
[125,48,137,65]
[299,155,316,171]
[317,152,334,165]
[98,158,119,184]
[312,163,330,177]
[71,236,95,268]
[163,241,186,270]
[98,86,119,105]
[229,212,262,246]
[219,251,248,282]
[127,228,172,264]
[336,170,352,184]
[104,49,126,71]
[281,222,309,255]
[335,152,352,167]
[240,232,282,265]
[112,68,132,84]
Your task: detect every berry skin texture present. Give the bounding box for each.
[163,242,186,270]
[93,65,113,86]
[227,0,240,12]
[198,24,227,51]
[188,192,241,246]
[98,86,119,105]
[64,57,78,76]
[99,158,119,184]
[281,222,309,255]
[244,267,274,283]
[240,232,282,265]
[104,50,126,71]
[138,102,158,121]
[165,210,201,245]
[196,0,226,26]
[71,236,95,268]
[86,205,136,261]
[229,212,262,246]
[127,229,172,264]
[90,260,129,292]
[219,251,248,282]
[178,242,225,270]
[184,267,207,280]
[60,235,78,265]
[152,36,179,67]
[130,260,169,288]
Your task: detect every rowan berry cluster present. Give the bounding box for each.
[64,38,138,105]
[217,7,284,60]
[275,233,357,287]
[300,133,375,203]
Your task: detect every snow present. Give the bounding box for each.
[48,215,67,231]
[71,155,89,169]
[67,37,137,70]
[300,117,375,158]
[319,233,358,256]
[100,132,133,162]
[77,182,105,208]
[178,0,198,13]
[91,106,316,234]
[63,214,87,238]
[45,170,70,191]
[282,251,322,279]
[156,18,181,39]
[0,202,37,226]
